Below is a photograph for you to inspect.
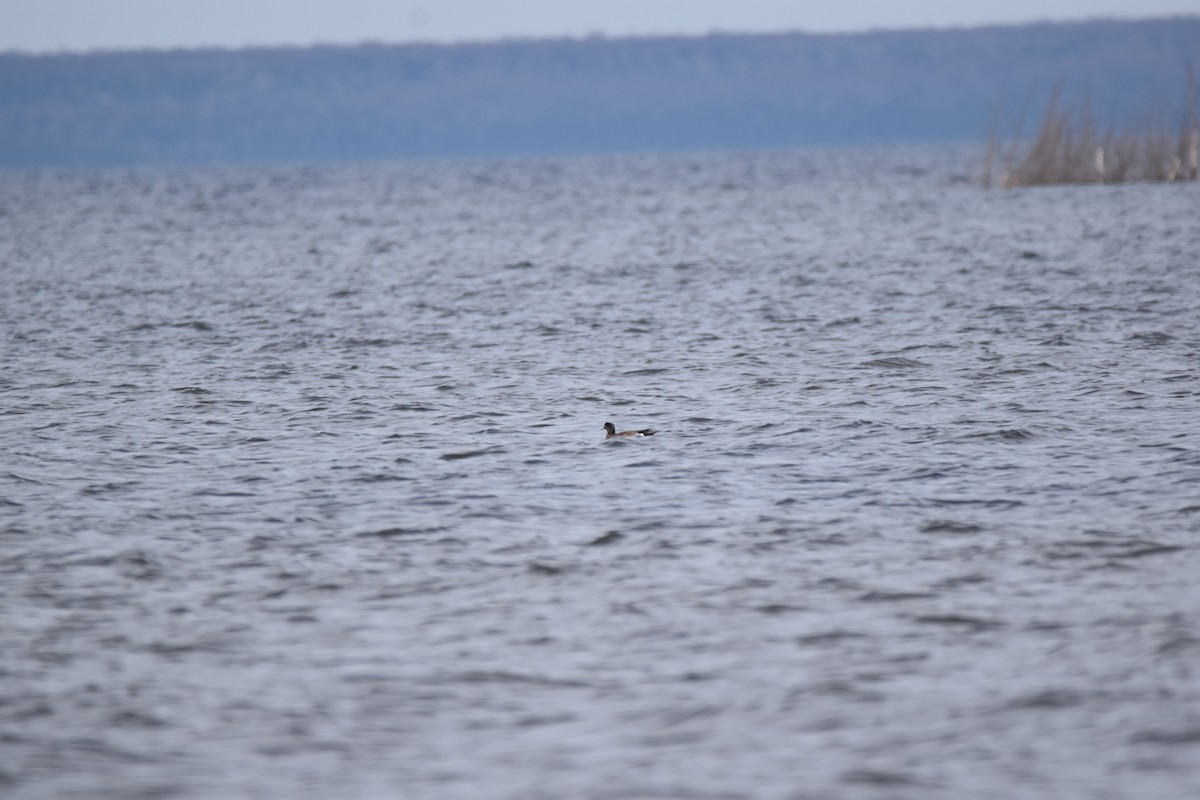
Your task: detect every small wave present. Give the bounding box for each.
[858,590,937,602]
[431,670,590,688]
[921,520,983,534]
[1129,331,1174,345]
[1131,728,1200,745]
[892,468,952,481]
[927,497,1023,509]
[955,428,1036,442]
[795,630,867,645]
[356,526,443,538]
[440,447,504,460]
[842,769,924,787]
[911,614,1004,632]
[2,472,44,484]
[754,604,806,614]
[860,357,929,368]
[1005,689,1086,709]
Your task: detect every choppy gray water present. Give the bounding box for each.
[2,146,1199,800]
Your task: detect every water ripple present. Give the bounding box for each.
[3,146,1200,800]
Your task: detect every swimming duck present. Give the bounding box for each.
[604,422,656,439]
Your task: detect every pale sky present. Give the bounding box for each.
[4,0,1200,53]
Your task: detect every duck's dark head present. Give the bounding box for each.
[603,422,616,435]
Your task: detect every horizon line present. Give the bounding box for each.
[3,13,1196,58]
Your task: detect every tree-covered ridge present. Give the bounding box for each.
[1,17,1198,168]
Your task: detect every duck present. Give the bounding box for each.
[604,422,656,439]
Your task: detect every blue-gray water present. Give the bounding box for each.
[2,147,1199,799]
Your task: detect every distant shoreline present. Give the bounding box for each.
[3,17,1198,169]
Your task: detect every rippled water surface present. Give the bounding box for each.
[3,147,1200,799]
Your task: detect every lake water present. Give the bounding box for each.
[2,146,1199,799]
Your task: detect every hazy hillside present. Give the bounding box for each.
[1,17,1198,168]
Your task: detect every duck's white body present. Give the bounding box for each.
[604,422,656,439]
